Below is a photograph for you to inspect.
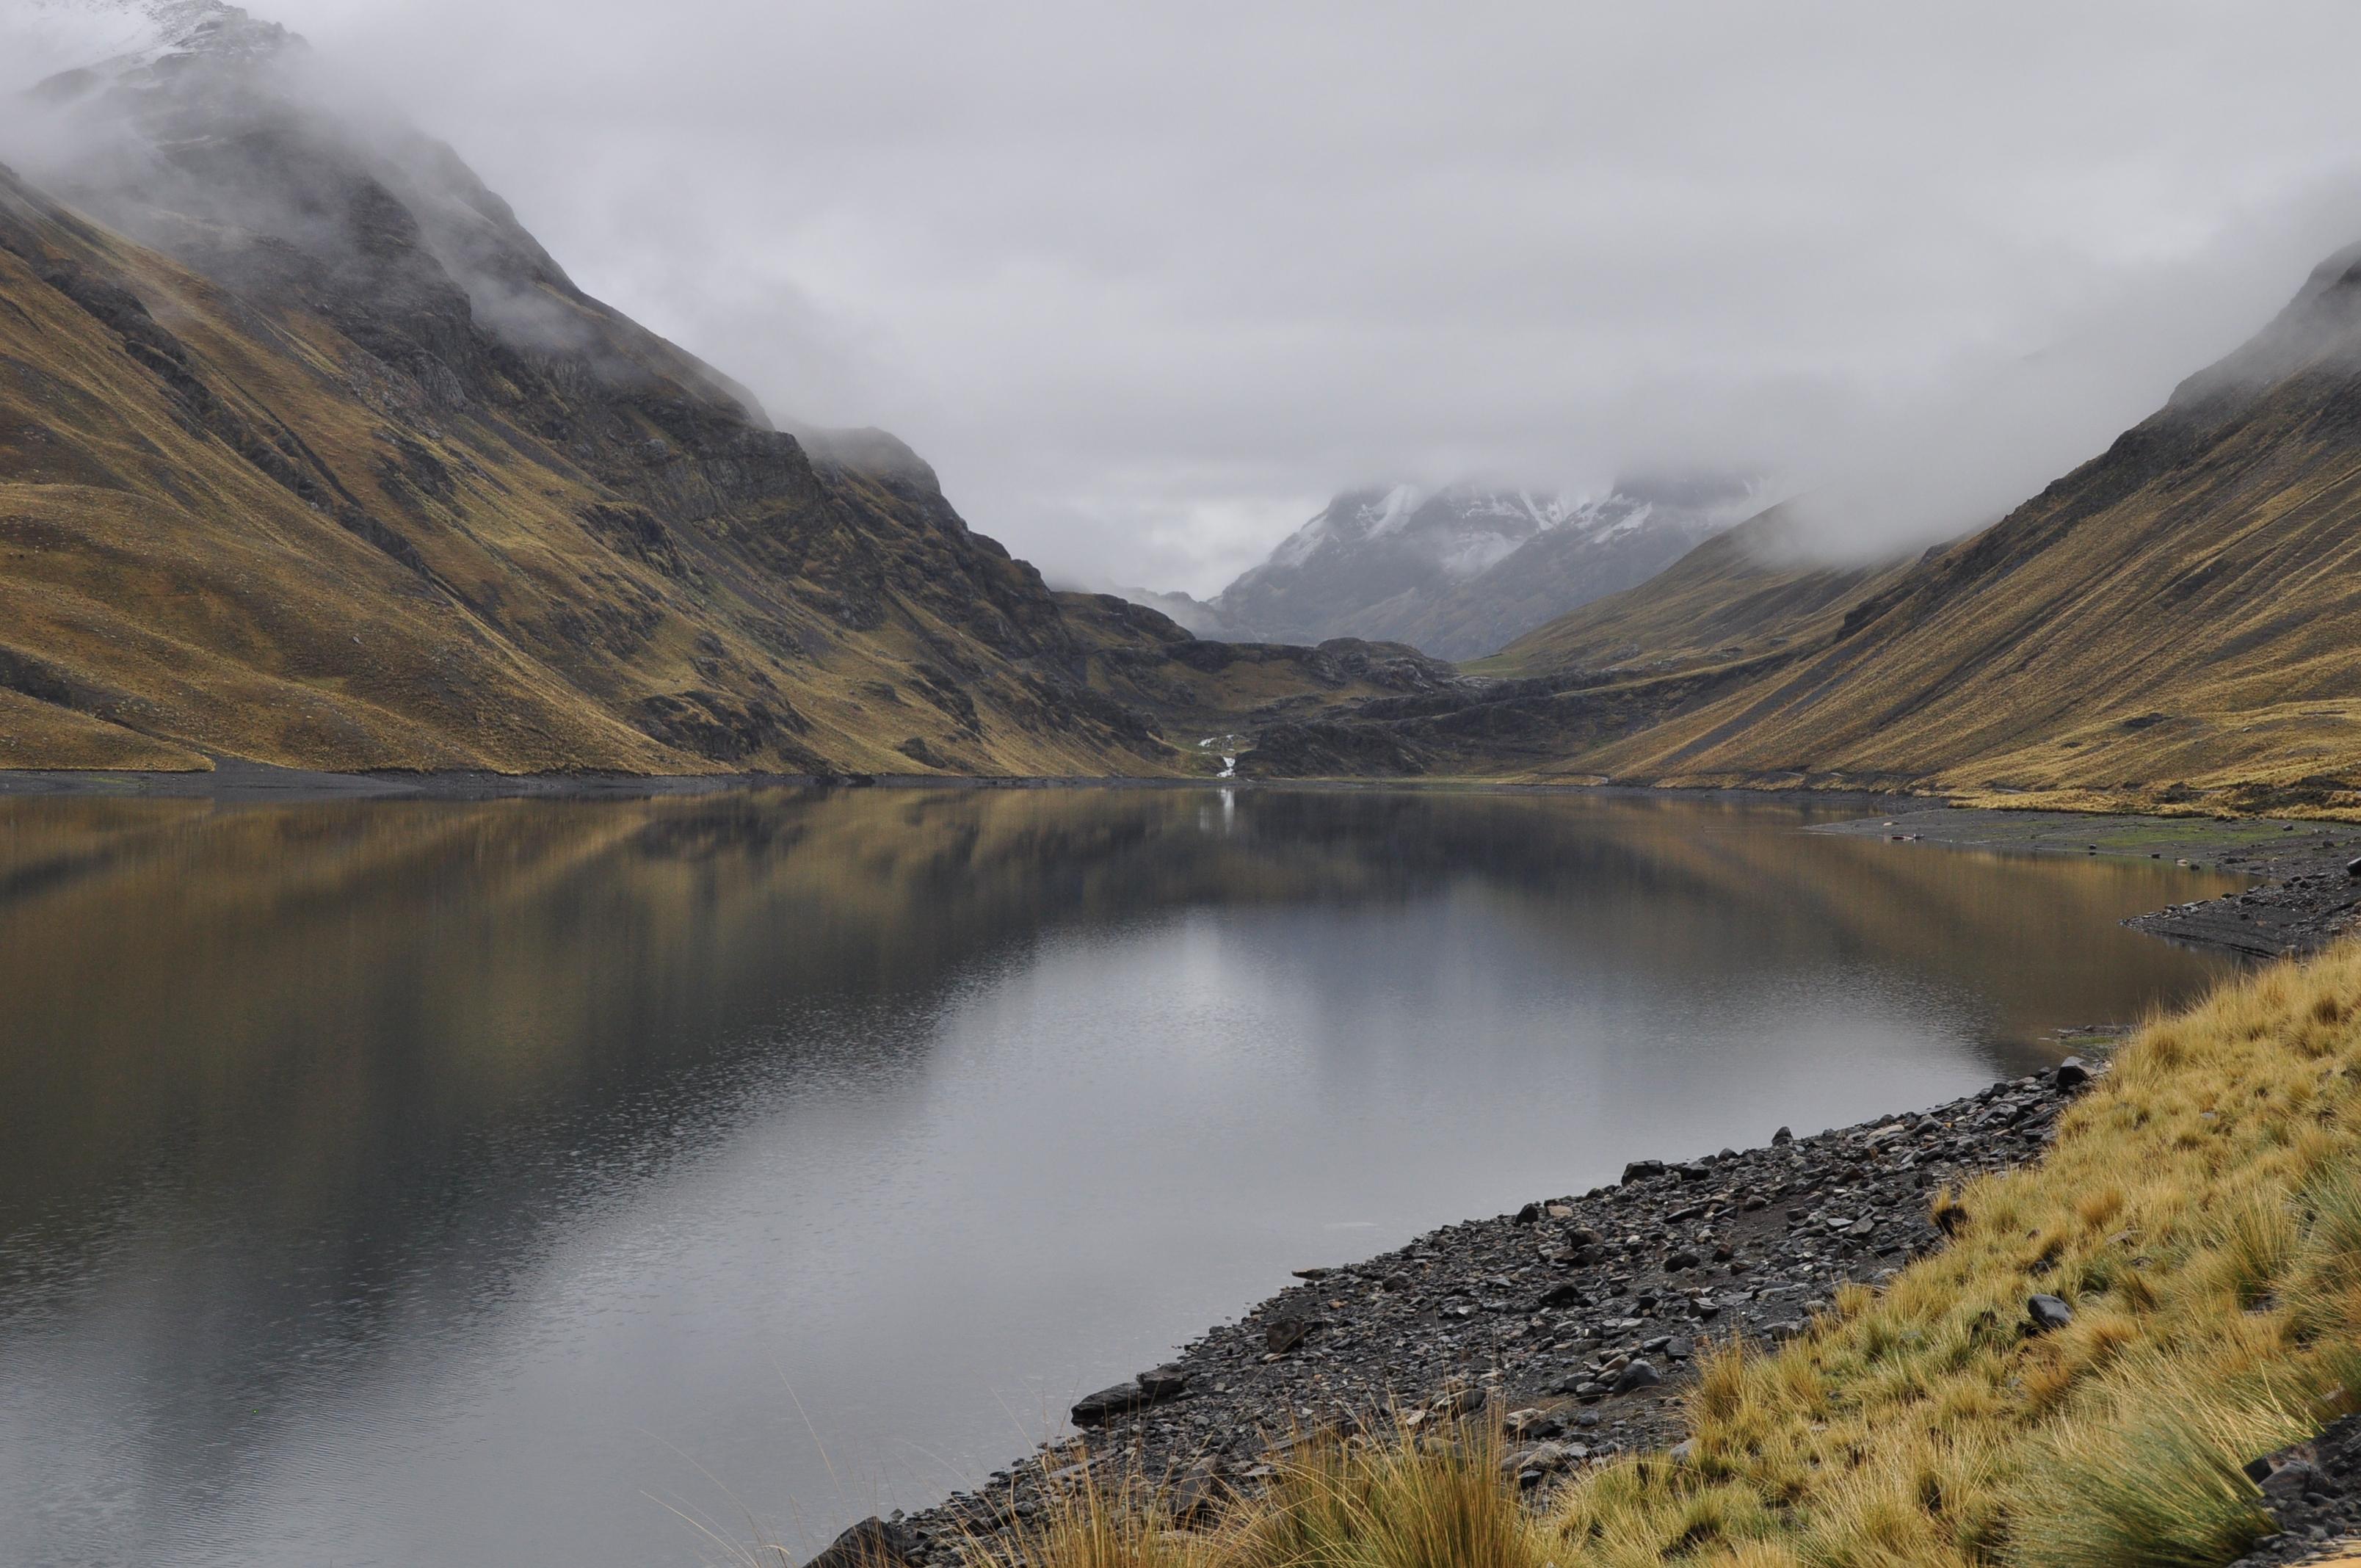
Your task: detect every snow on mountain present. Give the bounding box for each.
[1180,478,1759,660]
[10,0,281,87]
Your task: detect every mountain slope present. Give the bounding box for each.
[0,2,1360,776]
[1246,244,2361,813]
[1194,481,1741,659]
[1567,241,2361,807]
[1476,501,1921,678]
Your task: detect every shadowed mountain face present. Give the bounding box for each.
[0,1,1397,776]
[1167,479,1748,661]
[1243,245,2361,813]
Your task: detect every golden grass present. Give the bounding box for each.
[1,175,1338,780]
[1003,942,2361,1568]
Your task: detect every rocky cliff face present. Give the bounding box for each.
[0,1,1349,774]
[1182,479,1749,661]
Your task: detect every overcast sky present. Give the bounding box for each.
[20,1,2361,592]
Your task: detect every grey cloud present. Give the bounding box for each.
[12,0,2361,594]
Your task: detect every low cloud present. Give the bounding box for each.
[11,1,2361,592]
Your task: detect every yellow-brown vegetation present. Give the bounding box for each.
[990,941,2361,1568]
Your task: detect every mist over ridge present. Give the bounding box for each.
[12,0,2361,598]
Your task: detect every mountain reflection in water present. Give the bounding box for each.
[0,787,2239,1567]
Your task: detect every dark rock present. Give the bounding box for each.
[1536,1282,1588,1310]
[1772,1126,1794,1145]
[1169,1459,1225,1528]
[1664,1249,1700,1271]
[2260,1459,2324,1500]
[1514,1202,1542,1224]
[1137,1362,1190,1399]
[1070,1382,1148,1426]
[805,1517,916,1568]
[2026,1294,2074,1334]
[1610,1360,1662,1394]
[1622,1160,1667,1184]
[1266,1317,1311,1354]
[2054,1057,2092,1091]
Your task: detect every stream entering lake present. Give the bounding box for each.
[0,787,2240,1567]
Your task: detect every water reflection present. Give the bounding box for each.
[0,788,2238,1567]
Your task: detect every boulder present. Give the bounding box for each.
[1169,1459,1225,1528]
[1137,1362,1190,1399]
[2260,1457,2324,1500]
[2025,1293,2074,1334]
[1266,1317,1311,1354]
[2054,1057,2092,1091]
[1622,1159,1667,1183]
[1070,1381,1148,1426]
[1610,1359,1662,1394]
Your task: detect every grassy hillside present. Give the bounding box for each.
[964,940,2361,1568]
[0,20,1430,779]
[1470,503,1917,680]
[1556,250,2361,812]
[1250,246,2361,816]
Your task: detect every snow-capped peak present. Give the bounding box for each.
[15,0,289,85]
[1356,483,1424,540]
[1203,473,1758,658]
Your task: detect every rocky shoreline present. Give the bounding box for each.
[845,1060,2096,1567]
[807,812,2361,1568]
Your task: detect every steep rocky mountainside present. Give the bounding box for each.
[0,1,1404,775]
[1174,479,1746,661]
[1244,245,2361,813]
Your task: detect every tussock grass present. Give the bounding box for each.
[968,1453,1207,1568]
[1223,1431,1539,1568]
[1002,942,2361,1568]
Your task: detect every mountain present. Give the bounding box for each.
[1477,502,1923,678]
[1240,243,2361,815]
[0,1,1415,775]
[1172,479,1750,661]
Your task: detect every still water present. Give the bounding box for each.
[0,786,2238,1566]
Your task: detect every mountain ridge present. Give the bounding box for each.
[0,1,1437,775]
[1237,245,2361,815]
[1145,477,1751,661]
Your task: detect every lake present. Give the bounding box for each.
[0,786,2240,1567]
